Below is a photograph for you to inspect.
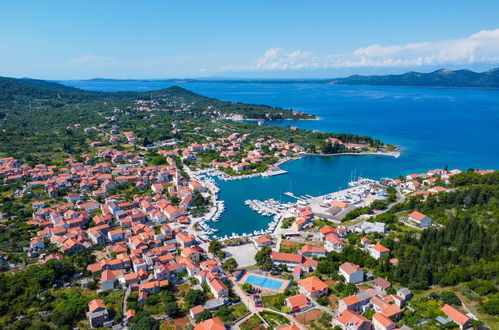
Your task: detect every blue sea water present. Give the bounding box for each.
[62,80,499,236]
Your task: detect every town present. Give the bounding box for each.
[0,132,496,330]
[0,79,497,330]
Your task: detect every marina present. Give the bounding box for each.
[78,81,499,240]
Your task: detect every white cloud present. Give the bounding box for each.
[254,48,320,70]
[246,29,499,71]
[69,54,114,65]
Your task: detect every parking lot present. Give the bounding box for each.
[223,243,258,267]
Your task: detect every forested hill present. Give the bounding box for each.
[0,76,322,162]
[328,68,499,88]
[0,76,314,120]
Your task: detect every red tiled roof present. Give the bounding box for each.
[271,251,303,263]
[408,210,427,221]
[373,312,395,328]
[88,299,106,313]
[441,304,470,326]
[372,243,390,253]
[298,276,328,293]
[339,262,362,275]
[286,294,309,309]
[194,317,225,330]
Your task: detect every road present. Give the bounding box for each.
[121,287,131,326]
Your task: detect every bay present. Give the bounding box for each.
[62,80,499,236]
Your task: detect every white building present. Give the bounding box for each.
[408,211,432,228]
[339,262,364,284]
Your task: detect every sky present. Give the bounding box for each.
[1,0,499,79]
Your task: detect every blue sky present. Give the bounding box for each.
[1,0,499,79]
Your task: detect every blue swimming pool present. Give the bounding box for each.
[244,274,287,291]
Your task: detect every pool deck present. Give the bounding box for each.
[239,272,291,294]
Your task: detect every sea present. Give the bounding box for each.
[62,80,499,237]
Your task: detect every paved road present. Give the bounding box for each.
[121,287,131,327]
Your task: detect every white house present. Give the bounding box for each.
[339,262,364,284]
[368,244,391,260]
[408,211,432,228]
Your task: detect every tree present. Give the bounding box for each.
[131,314,159,330]
[208,241,225,259]
[149,155,167,165]
[241,283,252,292]
[195,309,212,323]
[319,312,332,326]
[255,246,273,270]
[222,258,238,273]
[185,289,206,308]
[215,306,234,322]
[316,296,329,306]
[165,302,180,317]
[480,293,499,315]
[50,291,87,328]
[440,291,461,306]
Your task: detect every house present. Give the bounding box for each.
[164,205,181,221]
[408,211,432,228]
[379,303,403,320]
[324,234,345,252]
[154,263,170,281]
[372,277,391,293]
[396,288,412,301]
[276,326,301,330]
[124,309,136,323]
[339,262,364,284]
[372,312,396,330]
[177,233,196,248]
[254,235,273,248]
[108,229,124,242]
[285,294,311,312]
[87,299,111,328]
[271,252,303,270]
[209,278,228,300]
[300,245,326,258]
[139,280,169,295]
[297,276,328,299]
[291,218,309,231]
[100,269,115,291]
[181,247,201,263]
[194,317,225,330]
[334,310,372,330]
[441,304,472,329]
[358,222,385,234]
[338,295,362,314]
[189,305,206,320]
[368,244,390,260]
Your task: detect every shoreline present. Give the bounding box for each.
[244,117,321,121]
[305,150,401,158]
[188,149,401,238]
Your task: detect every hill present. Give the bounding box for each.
[328,68,499,88]
[0,76,337,163]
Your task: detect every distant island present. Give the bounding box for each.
[327,68,499,88]
[66,67,499,89]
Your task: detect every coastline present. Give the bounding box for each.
[244,116,321,121]
[305,150,401,158]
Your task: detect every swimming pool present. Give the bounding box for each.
[244,274,288,291]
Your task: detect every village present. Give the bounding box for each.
[0,112,493,330]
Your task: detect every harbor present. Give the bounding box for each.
[188,160,391,243]
[186,155,401,240]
